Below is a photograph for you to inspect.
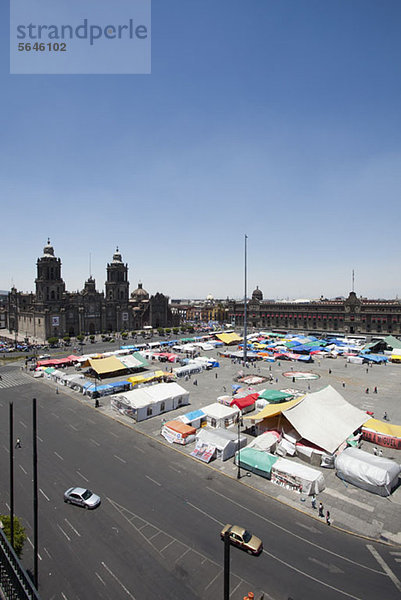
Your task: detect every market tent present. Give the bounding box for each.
[215,332,243,345]
[383,335,401,350]
[244,396,304,421]
[231,393,258,412]
[391,348,401,363]
[258,390,293,404]
[272,457,325,495]
[196,427,246,461]
[202,402,239,428]
[335,447,400,496]
[247,431,280,452]
[362,418,401,449]
[88,356,127,376]
[118,352,149,370]
[235,448,278,479]
[283,385,368,454]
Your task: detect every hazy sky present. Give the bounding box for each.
[2,1,401,300]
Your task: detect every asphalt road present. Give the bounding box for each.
[0,364,400,600]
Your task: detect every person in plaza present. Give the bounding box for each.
[318,502,324,517]
[378,449,383,457]
[373,447,378,455]
[374,386,377,393]
[342,381,346,388]
[311,494,317,509]
[383,410,388,421]
[15,438,22,449]
[326,511,331,526]
[365,387,369,394]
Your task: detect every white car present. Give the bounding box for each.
[64,487,101,509]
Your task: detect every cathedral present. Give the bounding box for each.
[7,240,177,342]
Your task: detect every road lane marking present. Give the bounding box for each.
[160,540,174,553]
[51,412,60,419]
[102,561,137,599]
[262,546,363,599]
[69,424,78,431]
[26,537,42,559]
[19,420,27,429]
[37,435,43,442]
[204,569,222,591]
[64,518,81,537]
[90,438,100,446]
[61,592,69,600]
[39,488,50,501]
[367,544,401,593]
[187,502,224,526]
[169,465,181,473]
[2,445,9,454]
[44,547,52,558]
[133,445,145,453]
[76,470,89,482]
[19,465,27,475]
[95,572,106,586]
[110,432,119,438]
[145,475,161,486]
[208,488,383,574]
[57,524,71,542]
[309,557,344,573]
[114,454,127,464]
[175,548,190,563]
[54,451,64,461]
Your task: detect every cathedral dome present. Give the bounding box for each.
[252,286,263,301]
[43,238,55,257]
[131,282,149,301]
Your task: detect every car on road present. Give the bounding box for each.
[64,487,101,509]
[38,354,51,360]
[220,524,263,555]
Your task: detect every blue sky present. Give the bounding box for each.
[1,0,401,300]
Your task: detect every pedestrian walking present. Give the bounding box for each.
[326,510,331,526]
[328,369,332,374]
[373,447,378,456]
[383,411,388,421]
[215,372,218,379]
[318,502,324,517]
[345,362,347,368]
[378,449,383,457]
[342,381,345,388]
[275,377,278,384]
[311,494,317,509]
[15,438,21,449]
[374,386,377,393]
[366,368,369,374]
[308,384,311,390]
[365,387,369,394]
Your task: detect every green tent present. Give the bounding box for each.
[236,448,278,479]
[258,389,293,403]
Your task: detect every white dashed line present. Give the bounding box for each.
[39,488,50,501]
[90,438,100,446]
[19,465,27,475]
[114,455,127,464]
[76,471,89,482]
[54,451,64,461]
[19,420,27,429]
[95,572,106,586]
[64,518,81,537]
[57,524,71,542]
[145,475,161,487]
[70,424,78,431]
[102,561,137,599]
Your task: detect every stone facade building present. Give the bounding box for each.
[226,287,401,336]
[7,240,177,342]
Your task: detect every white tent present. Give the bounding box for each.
[335,447,401,496]
[271,457,325,495]
[283,385,368,454]
[110,382,189,422]
[202,403,239,429]
[248,432,279,453]
[195,427,247,461]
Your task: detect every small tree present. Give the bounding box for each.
[157,327,164,336]
[77,334,85,342]
[47,336,59,346]
[0,515,27,558]
[173,327,179,334]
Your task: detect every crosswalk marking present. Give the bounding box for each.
[0,371,33,389]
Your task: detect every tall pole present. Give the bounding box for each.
[243,234,248,364]
[223,531,230,600]
[236,410,241,480]
[33,398,39,589]
[9,402,14,548]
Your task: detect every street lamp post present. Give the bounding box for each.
[237,410,242,480]
[243,234,248,364]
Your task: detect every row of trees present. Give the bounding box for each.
[47,325,197,345]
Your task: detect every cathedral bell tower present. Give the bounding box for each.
[35,239,66,303]
[105,248,129,302]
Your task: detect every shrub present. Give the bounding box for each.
[0,515,27,558]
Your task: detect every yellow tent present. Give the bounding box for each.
[363,418,401,438]
[216,332,243,345]
[243,396,305,420]
[88,356,127,375]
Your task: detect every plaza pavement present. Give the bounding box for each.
[22,346,401,546]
